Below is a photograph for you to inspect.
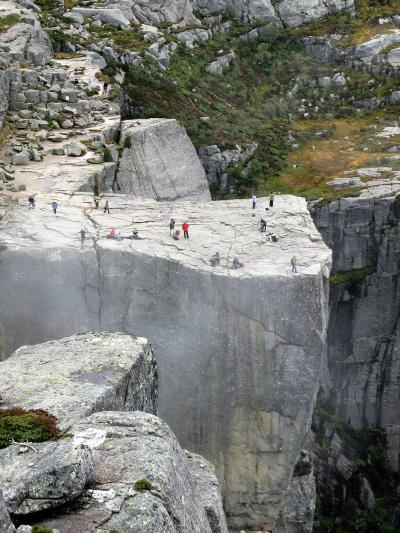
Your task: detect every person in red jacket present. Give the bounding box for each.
[182,221,189,239]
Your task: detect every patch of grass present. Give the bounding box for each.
[286,0,400,46]
[89,25,147,51]
[35,0,60,9]
[134,478,153,491]
[32,526,54,533]
[0,14,20,33]
[0,408,59,448]
[87,158,103,164]
[330,265,377,285]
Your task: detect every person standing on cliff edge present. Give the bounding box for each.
[269,192,275,208]
[252,194,257,209]
[183,221,189,239]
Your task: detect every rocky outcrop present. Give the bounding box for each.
[116,118,211,201]
[275,0,354,27]
[0,332,158,424]
[0,194,331,530]
[312,196,400,433]
[0,333,227,532]
[199,143,257,194]
[38,411,228,533]
[276,465,316,533]
[0,490,14,533]
[0,440,94,515]
[0,20,52,67]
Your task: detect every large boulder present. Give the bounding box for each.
[0,489,14,533]
[117,118,211,201]
[0,332,158,427]
[35,411,228,533]
[0,21,52,66]
[71,7,130,28]
[275,0,354,27]
[0,440,94,515]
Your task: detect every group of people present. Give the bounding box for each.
[209,252,243,270]
[252,192,275,210]
[253,192,299,273]
[169,219,189,240]
[106,228,141,241]
[27,196,58,215]
[28,191,298,273]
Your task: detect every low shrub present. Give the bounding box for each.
[134,478,152,491]
[0,408,59,448]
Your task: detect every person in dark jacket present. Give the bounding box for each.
[169,219,175,236]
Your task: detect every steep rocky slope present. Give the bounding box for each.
[0,192,331,530]
[309,188,400,531]
[0,332,227,533]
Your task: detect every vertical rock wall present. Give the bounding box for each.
[312,196,400,468]
[0,196,331,530]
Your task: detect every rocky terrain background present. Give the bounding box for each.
[0,0,399,531]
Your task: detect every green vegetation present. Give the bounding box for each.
[0,14,20,33]
[89,25,147,51]
[293,458,312,477]
[313,405,400,533]
[35,0,60,9]
[123,23,334,197]
[330,265,376,285]
[123,136,132,149]
[287,0,400,45]
[32,526,54,533]
[134,478,153,491]
[0,408,59,448]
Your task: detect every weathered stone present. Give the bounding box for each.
[0,332,158,427]
[312,196,400,436]
[0,194,331,530]
[0,440,94,515]
[11,152,29,165]
[0,71,10,128]
[275,0,354,27]
[0,489,14,533]
[36,411,227,533]
[276,467,316,533]
[66,141,87,157]
[117,118,211,200]
[206,50,236,75]
[72,7,130,28]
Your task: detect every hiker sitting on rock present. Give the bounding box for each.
[107,228,121,241]
[268,232,278,242]
[231,257,243,269]
[126,230,141,240]
[173,229,180,240]
[209,252,220,267]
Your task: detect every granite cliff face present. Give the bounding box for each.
[310,191,400,527]
[0,332,227,533]
[0,194,331,530]
[312,195,400,436]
